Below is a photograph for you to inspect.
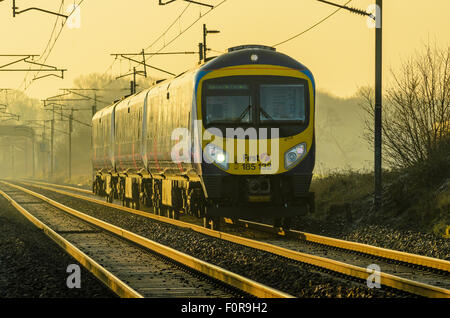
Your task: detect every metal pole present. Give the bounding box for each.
[374,0,382,211]
[32,134,35,178]
[198,42,203,62]
[92,92,97,117]
[203,24,207,61]
[43,121,46,178]
[69,108,73,182]
[51,105,54,179]
[134,67,137,93]
[141,49,147,77]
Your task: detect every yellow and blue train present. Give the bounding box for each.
[92,45,315,228]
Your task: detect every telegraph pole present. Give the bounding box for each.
[44,91,95,181]
[69,108,73,182]
[92,92,97,117]
[32,133,35,178]
[43,121,47,178]
[202,24,220,62]
[374,0,382,211]
[203,24,207,60]
[131,67,137,94]
[198,43,204,62]
[51,104,55,179]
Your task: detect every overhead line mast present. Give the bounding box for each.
[317,0,383,212]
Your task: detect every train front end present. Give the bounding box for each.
[195,45,315,222]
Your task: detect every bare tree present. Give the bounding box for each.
[358,43,449,169]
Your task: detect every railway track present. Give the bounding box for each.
[0,181,291,298]
[11,179,450,298]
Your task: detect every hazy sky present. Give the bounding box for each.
[1,0,449,100]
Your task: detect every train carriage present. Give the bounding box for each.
[92,45,315,228]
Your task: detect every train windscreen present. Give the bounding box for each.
[259,84,306,123]
[202,76,310,137]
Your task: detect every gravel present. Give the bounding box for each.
[342,226,450,260]
[0,194,116,298]
[291,210,450,261]
[17,183,404,298]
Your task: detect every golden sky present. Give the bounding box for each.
[1,0,449,100]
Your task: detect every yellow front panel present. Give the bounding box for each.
[197,65,314,175]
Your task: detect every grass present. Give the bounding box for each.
[311,139,449,236]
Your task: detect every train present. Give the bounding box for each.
[92,45,315,229]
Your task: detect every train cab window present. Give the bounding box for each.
[205,95,252,124]
[259,84,306,123]
[203,83,252,125]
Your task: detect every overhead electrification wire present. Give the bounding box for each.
[39,1,65,61]
[144,0,228,64]
[144,2,192,52]
[17,1,65,90]
[98,58,119,89]
[101,0,227,90]
[209,48,225,54]
[272,0,352,47]
[18,0,86,91]
[100,3,192,88]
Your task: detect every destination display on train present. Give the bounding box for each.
[206,84,250,90]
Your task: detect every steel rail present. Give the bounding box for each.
[2,181,292,299]
[233,219,450,272]
[14,180,450,298]
[23,179,450,272]
[0,188,143,298]
[24,179,92,194]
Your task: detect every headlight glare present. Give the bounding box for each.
[204,144,229,170]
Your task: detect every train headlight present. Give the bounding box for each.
[284,143,307,169]
[204,144,229,170]
[216,153,225,163]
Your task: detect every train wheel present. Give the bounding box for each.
[203,215,220,230]
[282,217,292,231]
[273,218,282,229]
[197,205,206,218]
[169,209,180,220]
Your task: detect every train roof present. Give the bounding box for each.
[200,45,310,73]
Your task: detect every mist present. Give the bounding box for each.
[0,74,373,185]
